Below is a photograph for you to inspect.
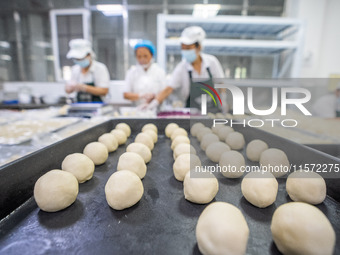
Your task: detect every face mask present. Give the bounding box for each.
[138,59,153,69]
[73,58,90,68]
[181,49,197,63]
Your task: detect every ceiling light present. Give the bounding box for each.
[96,4,124,16]
[193,4,221,18]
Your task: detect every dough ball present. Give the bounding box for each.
[117,152,147,179]
[196,202,249,255]
[61,153,95,183]
[98,133,118,152]
[83,142,108,165]
[135,132,154,150]
[126,142,152,163]
[173,143,197,160]
[171,135,190,150]
[165,123,179,138]
[205,142,230,163]
[271,202,335,255]
[241,171,278,208]
[219,150,245,178]
[110,129,128,145]
[215,112,225,119]
[173,154,201,181]
[190,122,205,137]
[115,123,131,137]
[225,131,245,150]
[196,127,213,142]
[142,123,158,134]
[260,148,290,177]
[200,133,220,151]
[183,171,218,204]
[143,129,157,143]
[246,139,268,162]
[211,124,224,135]
[34,170,78,212]
[171,127,188,141]
[207,112,215,119]
[286,170,326,205]
[217,126,234,141]
[105,170,144,210]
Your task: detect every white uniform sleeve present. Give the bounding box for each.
[169,63,184,90]
[209,55,225,79]
[94,63,110,88]
[70,65,80,83]
[124,68,134,93]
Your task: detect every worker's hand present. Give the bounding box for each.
[73,84,87,92]
[139,93,155,103]
[220,92,229,114]
[65,81,77,93]
[146,99,159,110]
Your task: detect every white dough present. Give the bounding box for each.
[61,153,95,183]
[200,133,219,151]
[98,133,118,152]
[34,170,78,212]
[143,129,157,143]
[135,132,154,150]
[183,171,218,204]
[196,202,249,255]
[271,202,335,255]
[165,123,179,138]
[83,142,108,165]
[170,127,188,141]
[219,150,245,178]
[211,124,224,135]
[117,152,147,179]
[115,123,131,137]
[286,170,326,204]
[246,139,268,162]
[105,170,144,210]
[110,129,128,145]
[171,135,190,150]
[196,127,213,142]
[173,143,197,159]
[205,142,230,163]
[241,171,278,208]
[126,142,152,163]
[173,153,201,181]
[260,148,290,177]
[142,123,158,134]
[217,126,234,141]
[225,131,245,150]
[190,122,205,137]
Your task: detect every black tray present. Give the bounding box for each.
[0,119,339,255]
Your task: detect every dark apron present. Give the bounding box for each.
[76,82,102,103]
[186,67,217,112]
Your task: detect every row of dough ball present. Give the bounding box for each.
[105,123,158,211]
[195,200,335,255]
[34,122,131,212]
[165,123,219,205]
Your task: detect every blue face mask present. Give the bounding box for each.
[181,49,197,63]
[73,58,90,68]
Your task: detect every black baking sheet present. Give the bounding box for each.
[0,119,339,255]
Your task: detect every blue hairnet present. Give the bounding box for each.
[134,40,156,56]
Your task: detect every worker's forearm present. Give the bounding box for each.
[84,85,108,96]
[124,92,140,101]
[156,86,173,103]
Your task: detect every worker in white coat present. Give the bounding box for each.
[144,26,227,112]
[65,39,110,102]
[312,85,340,118]
[124,40,166,106]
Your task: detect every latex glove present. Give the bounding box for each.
[65,81,77,93]
[146,99,159,110]
[139,93,155,103]
[73,84,87,92]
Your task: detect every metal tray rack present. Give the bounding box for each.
[0,119,339,255]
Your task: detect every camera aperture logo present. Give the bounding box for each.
[196,83,312,128]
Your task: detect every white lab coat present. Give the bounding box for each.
[125,63,166,106]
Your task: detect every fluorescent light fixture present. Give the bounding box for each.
[0,41,10,48]
[96,4,124,16]
[193,4,221,18]
[0,55,11,61]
